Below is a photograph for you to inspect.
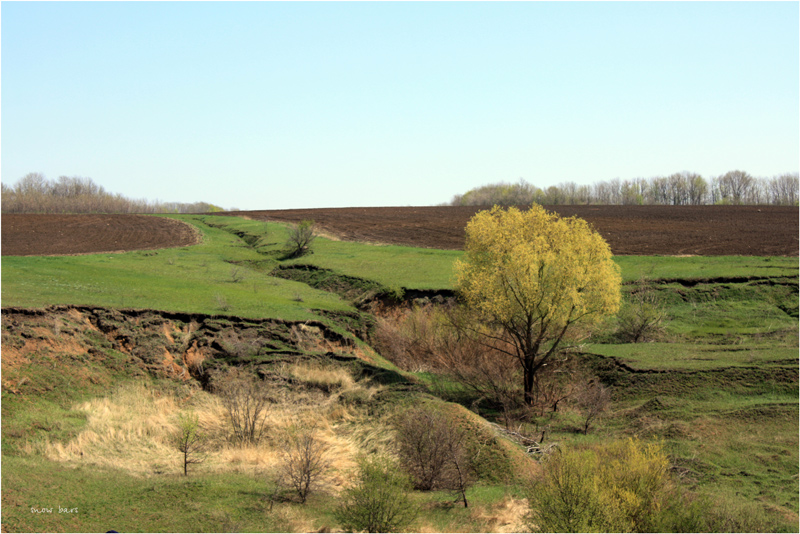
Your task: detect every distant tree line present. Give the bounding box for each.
[450,170,799,207]
[1,173,225,214]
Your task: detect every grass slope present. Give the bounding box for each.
[2,212,798,532]
[1,312,530,533]
[577,273,798,523]
[1,215,353,321]
[3,214,797,313]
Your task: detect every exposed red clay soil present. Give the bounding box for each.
[226,205,799,256]
[1,214,200,256]
[2,206,797,257]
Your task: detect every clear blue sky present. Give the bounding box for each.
[2,1,798,210]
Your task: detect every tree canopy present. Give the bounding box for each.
[454,204,621,405]
[450,172,799,206]
[1,173,224,214]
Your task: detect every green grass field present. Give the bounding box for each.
[3,214,796,315]
[1,215,354,321]
[2,451,522,534]
[613,254,798,282]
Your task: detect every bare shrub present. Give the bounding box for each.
[443,424,475,508]
[285,220,316,259]
[214,294,231,312]
[370,305,439,372]
[439,330,523,420]
[374,304,595,424]
[373,304,523,415]
[393,405,476,504]
[221,331,262,359]
[528,353,607,419]
[229,266,244,283]
[289,323,327,352]
[376,304,558,428]
[280,425,331,504]
[575,379,611,434]
[213,369,271,445]
[616,279,668,343]
[394,406,451,491]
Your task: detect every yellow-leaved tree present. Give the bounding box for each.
[454,204,621,406]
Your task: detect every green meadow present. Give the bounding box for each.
[1,215,353,321]
[613,254,798,282]
[4,214,796,315]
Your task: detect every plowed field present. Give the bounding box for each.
[228,205,799,256]
[1,214,200,256]
[2,206,797,256]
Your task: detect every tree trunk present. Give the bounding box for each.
[523,362,535,406]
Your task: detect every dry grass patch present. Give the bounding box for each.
[280,361,382,415]
[285,361,357,390]
[288,324,381,365]
[212,410,363,494]
[473,495,530,533]
[42,367,383,486]
[270,502,320,533]
[43,382,222,475]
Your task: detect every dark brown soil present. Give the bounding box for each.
[2,206,797,257]
[226,205,799,256]
[1,214,200,256]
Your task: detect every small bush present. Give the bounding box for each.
[221,331,263,360]
[526,438,672,533]
[616,280,668,342]
[335,456,417,533]
[279,426,331,504]
[393,405,476,505]
[373,304,521,411]
[653,492,794,533]
[525,439,789,532]
[213,369,271,445]
[214,294,231,312]
[284,220,316,259]
[394,405,455,491]
[575,379,611,434]
[229,266,244,283]
[172,410,208,476]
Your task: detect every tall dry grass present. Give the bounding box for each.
[44,362,387,487]
[44,382,223,475]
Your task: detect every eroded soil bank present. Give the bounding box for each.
[1,305,393,396]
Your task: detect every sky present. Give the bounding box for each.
[1,1,798,211]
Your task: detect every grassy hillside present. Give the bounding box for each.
[3,214,797,315]
[1,305,532,532]
[1,216,353,321]
[2,213,798,532]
